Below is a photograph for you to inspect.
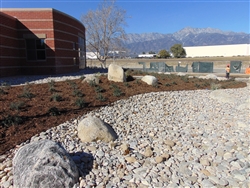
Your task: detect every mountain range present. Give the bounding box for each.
[123,27,250,54]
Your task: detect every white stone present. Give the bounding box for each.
[77,115,118,142]
[108,64,126,82]
[141,75,157,86]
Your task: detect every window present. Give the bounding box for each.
[78,36,86,68]
[26,39,46,61]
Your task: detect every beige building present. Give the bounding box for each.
[184,44,250,57]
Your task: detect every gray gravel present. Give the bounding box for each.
[0,74,249,188]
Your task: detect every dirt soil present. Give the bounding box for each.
[0,70,247,155]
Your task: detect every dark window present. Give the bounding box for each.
[26,39,46,61]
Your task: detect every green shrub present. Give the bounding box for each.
[202,82,210,87]
[19,85,35,99]
[181,75,189,83]
[66,80,77,89]
[96,93,106,101]
[88,80,97,87]
[73,89,84,97]
[48,81,56,92]
[2,115,24,127]
[195,83,201,88]
[136,79,141,85]
[48,107,60,116]
[153,83,159,88]
[10,101,25,111]
[94,85,104,93]
[0,87,6,95]
[1,82,11,90]
[110,83,118,89]
[165,83,171,86]
[123,82,130,87]
[113,87,123,97]
[75,97,86,108]
[50,93,62,102]
[0,82,10,95]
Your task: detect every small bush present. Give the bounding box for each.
[153,83,159,88]
[66,80,77,89]
[181,75,189,83]
[165,83,171,86]
[48,80,55,87]
[96,93,106,101]
[1,82,11,90]
[123,82,130,87]
[94,85,104,93]
[113,87,123,97]
[136,80,141,85]
[48,107,60,116]
[10,101,25,111]
[202,82,210,87]
[48,80,56,92]
[0,82,10,95]
[110,84,118,89]
[88,80,97,87]
[75,98,86,108]
[195,83,201,88]
[2,115,24,127]
[73,89,84,97]
[0,88,7,95]
[19,85,35,99]
[50,93,62,102]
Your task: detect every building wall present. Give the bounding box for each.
[0,8,86,77]
[184,44,250,58]
[0,12,20,77]
[52,9,86,74]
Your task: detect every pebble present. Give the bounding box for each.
[0,74,250,187]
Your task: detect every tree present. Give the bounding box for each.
[81,0,127,68]
[158,49,170,58]
[170,44,186,58]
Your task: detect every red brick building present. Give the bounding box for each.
[0,8,86,77]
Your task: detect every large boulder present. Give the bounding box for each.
[77,115,118,142]
[141,75,157,86]
[13,139,79,188]
[108,64,126,82]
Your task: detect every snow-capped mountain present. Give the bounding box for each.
[123,27,250,54]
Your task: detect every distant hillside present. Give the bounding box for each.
[123,27,250,54]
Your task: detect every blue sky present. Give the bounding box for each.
[1,0,249,34]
